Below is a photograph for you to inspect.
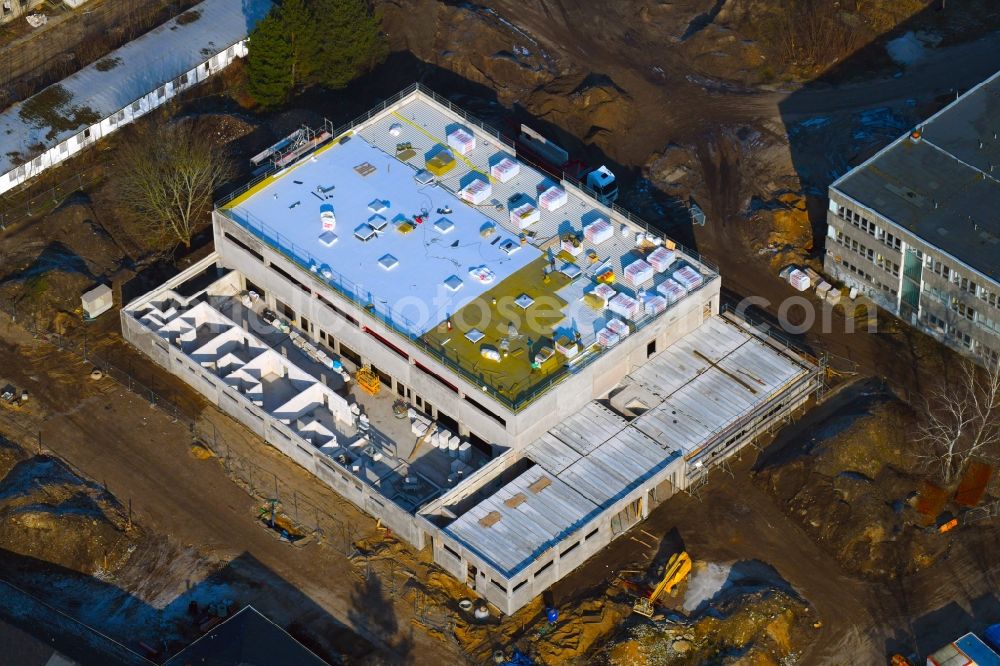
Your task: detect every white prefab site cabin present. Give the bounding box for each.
[0,0,272,195]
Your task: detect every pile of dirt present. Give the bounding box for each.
[600,587,811,665]
[0,438,137,575]
[0,197,125,330]
[749,193,815,269]
[756,396,949,579]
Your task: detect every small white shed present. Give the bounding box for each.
[82,284,113,319]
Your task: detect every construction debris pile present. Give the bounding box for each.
[601,585,811,665]
[0,437,136,575]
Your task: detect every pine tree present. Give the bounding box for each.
[281,0,319,88]
[312,0,388,89]
[246,12,295,107]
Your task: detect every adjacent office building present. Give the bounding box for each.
[825,69,1000,365]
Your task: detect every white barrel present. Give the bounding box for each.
[458,441,471,462]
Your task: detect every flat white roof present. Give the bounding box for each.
[228,135,542,335]
[443,315,816,578]
[0,0,272,173]
[224,89,717,339]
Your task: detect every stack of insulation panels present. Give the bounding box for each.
[598,327,620,347]
[584,217,614,244]
[561,236,584,256]
[510,201,540,229]
[555,336,579,358]
[624,259,654,287]
[460,178,492,205]
[447,128,476,155]
[648,246,676,273]
[591,283,617,308]
[656,278,686,305]
[672,265,703,291]
[606,318,630,339]
[490,156,520,182]
[788,268,811,291]
[644,294,668,316]
[609,293,640,320]
[539,184,568,211]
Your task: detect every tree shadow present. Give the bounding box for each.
[885,593,1000,661]
[347,569,415,665]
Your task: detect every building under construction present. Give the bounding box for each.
[122,84,822,615]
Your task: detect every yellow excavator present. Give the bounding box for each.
[632,551,692,617]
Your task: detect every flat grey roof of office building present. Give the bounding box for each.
[833,68,1000,283]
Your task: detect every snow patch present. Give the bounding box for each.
[886,32,925,66]
[682,562,731,612]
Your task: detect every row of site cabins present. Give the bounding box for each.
[0,41,245,196]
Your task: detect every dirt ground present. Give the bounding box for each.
[0,0,201,108]
[0,316,467,664]
[0,1,998,664]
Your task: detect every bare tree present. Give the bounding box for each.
[116,119,234,248]
[917,357,1000,485]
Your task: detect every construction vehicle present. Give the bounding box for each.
[514,125,619,205]
[585,165,619,205]
[632,551,692,617]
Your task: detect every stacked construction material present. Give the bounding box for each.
[644,294,668,316]
[510,201,540,229]
[460,178,492,204]
[561,234,584,256]
[624,259,654,287]
[584,217,614,244]
[490,156,520,182]
[597,326,620,347]
[609,293,640,319]
[672,265,703,291]
[656,278,686,305]
[555,335,579,359]
[606,318,630,339]
[539,184,568,211]
[447,127,476,155]
[591,283,617,308]
[648,246,676,273]
[426,149,456,176]
[320,204,336,231]
[788,268,811,291]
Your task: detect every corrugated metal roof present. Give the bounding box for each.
[548,402,626,455]
[443,315,814,578]
[0,0,273,173]
[445,465,598,575]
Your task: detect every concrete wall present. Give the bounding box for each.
[120,254,429,549]
[214,212,722,452]
[1,40,247,195]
